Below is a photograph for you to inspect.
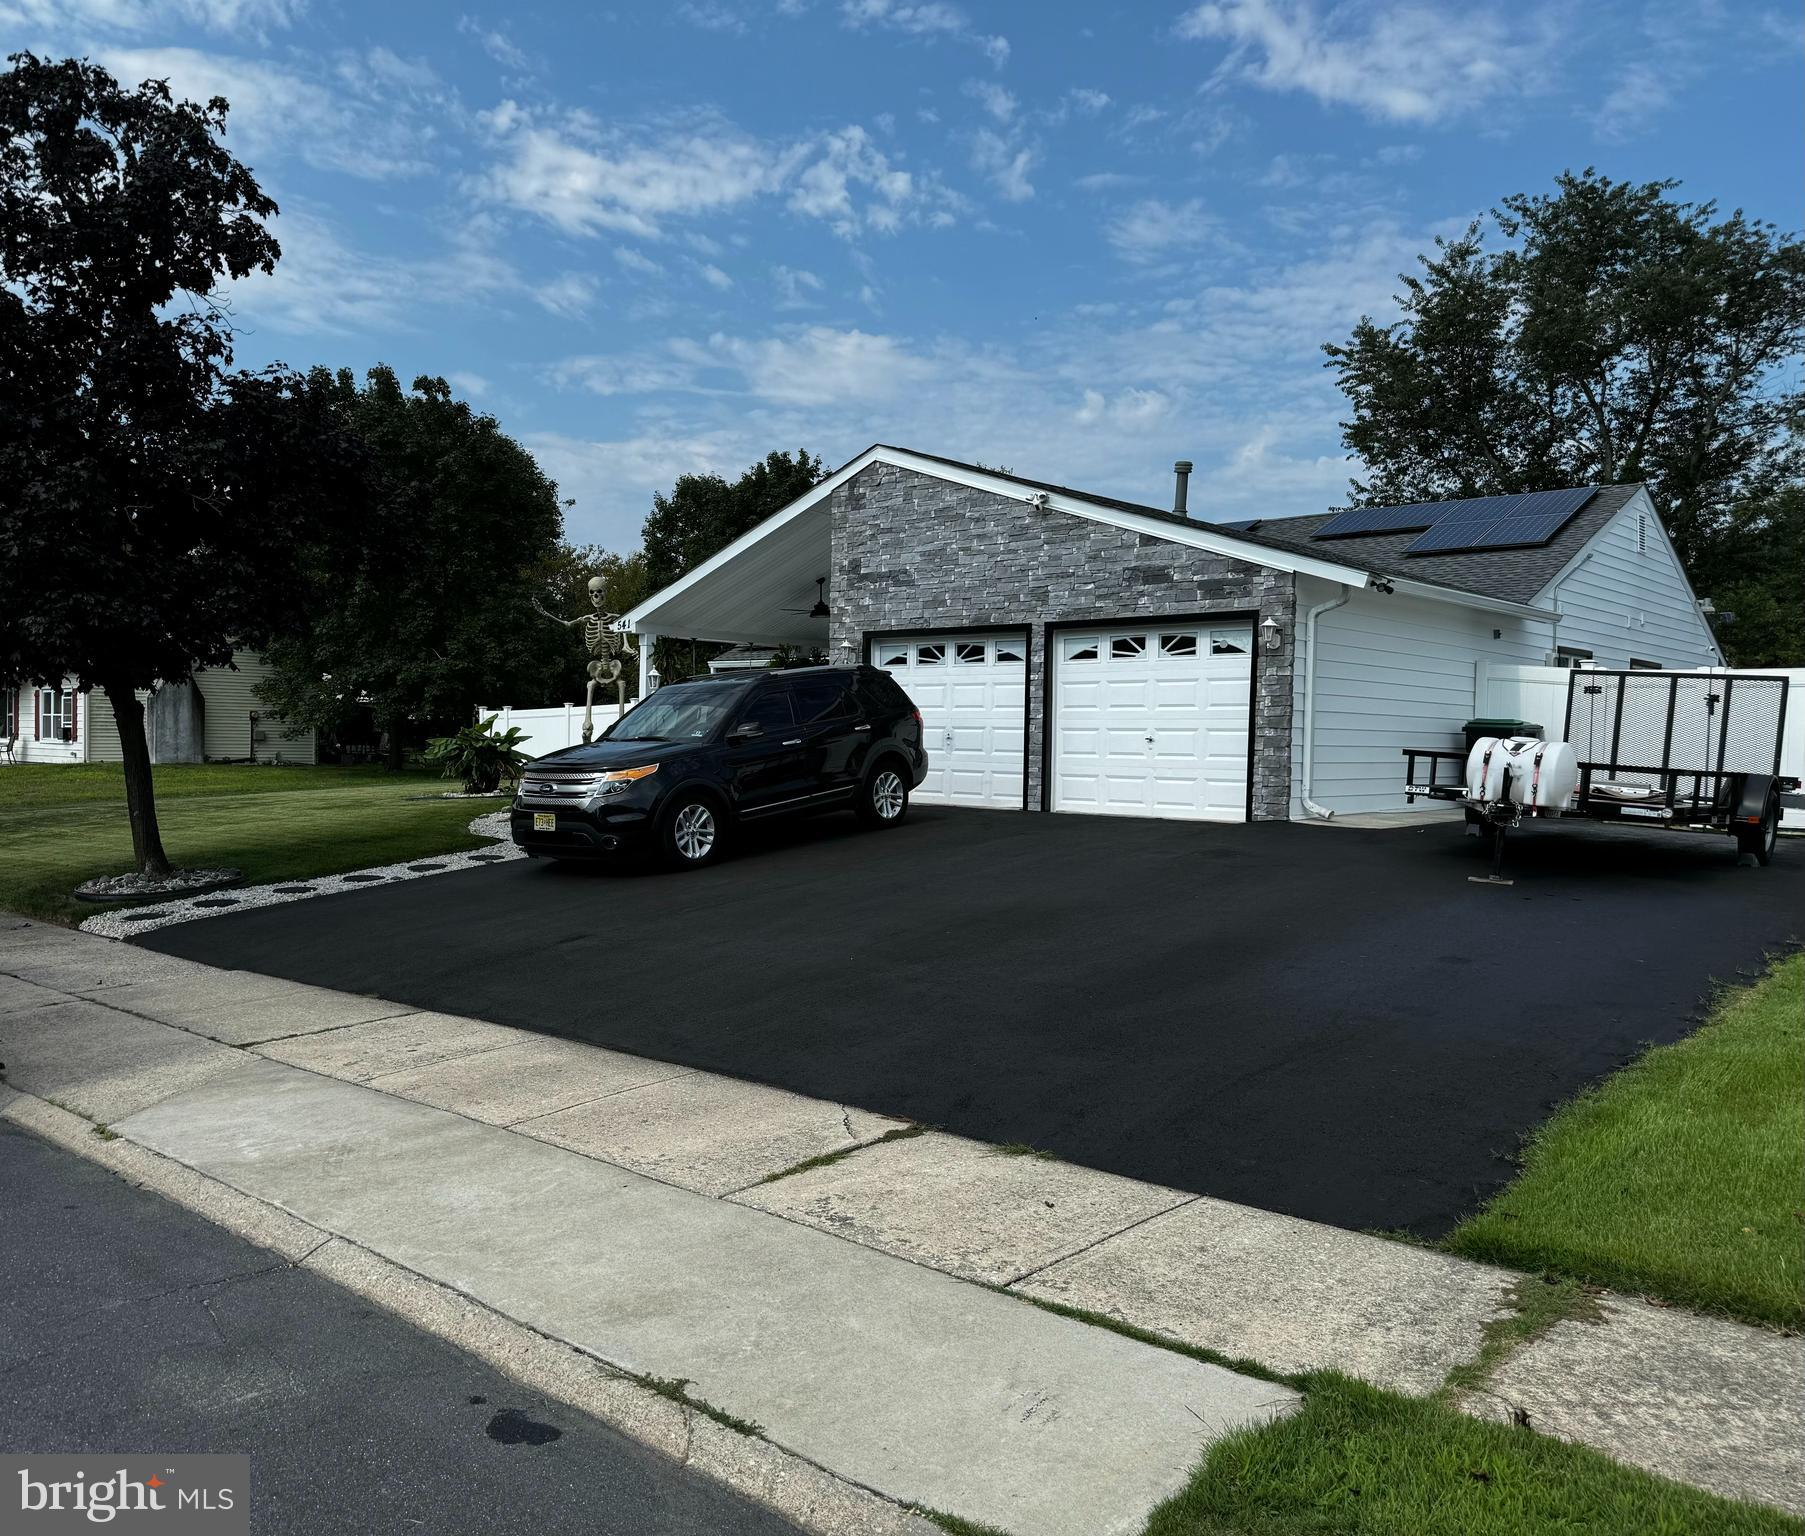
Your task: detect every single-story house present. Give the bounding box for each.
[618,445,1725,823]
[2,650,317,766]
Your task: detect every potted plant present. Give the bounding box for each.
[423,715,531,794]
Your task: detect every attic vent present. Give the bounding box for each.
[1638,514,1647,554]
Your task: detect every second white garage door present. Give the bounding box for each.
[1051,622,1252,822]
[873,632,1026,809]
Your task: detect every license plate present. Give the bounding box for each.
[532,812,556,831]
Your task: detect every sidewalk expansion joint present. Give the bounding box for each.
[1001,1192,1203,1288]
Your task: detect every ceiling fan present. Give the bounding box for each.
[782,576,830,619]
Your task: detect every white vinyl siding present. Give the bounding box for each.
[197,652,316,763]
[1290,578,1543,817]
[1535,494,1722,670]
[80,651,317,764]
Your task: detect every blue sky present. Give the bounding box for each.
[7,0,1800,549]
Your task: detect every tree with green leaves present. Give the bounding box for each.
[0,54,346,875]
[640,449,827,681]
[1324,170,1804,662]
[255,367,566,765]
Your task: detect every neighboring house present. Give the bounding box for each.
[619,445,1724,822]
[707,644,783,672]
[2,650,317,765]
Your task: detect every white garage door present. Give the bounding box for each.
[1051,622,1252,822]
[873,632,1026,809]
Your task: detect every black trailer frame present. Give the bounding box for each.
[1403,669,1796,880]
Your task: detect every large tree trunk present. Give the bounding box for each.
[103,680,172,876]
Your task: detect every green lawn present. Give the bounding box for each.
[1447,954,1804,1328]
[0,763,501,925]
[1145,1373,1801,1536]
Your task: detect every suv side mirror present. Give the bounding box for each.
[728,720,764,741]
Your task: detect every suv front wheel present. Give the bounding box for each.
[661,792,724,869]
[856,761,910,827]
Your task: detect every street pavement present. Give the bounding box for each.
[0,1119,804,1536]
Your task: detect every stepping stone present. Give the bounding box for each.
[191,897,240,908]
[467,854,503,863]
[341,874,386,884]
[406,863,447,873]
[271,886,315,895]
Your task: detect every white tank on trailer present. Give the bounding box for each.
[1465,736,1579,814]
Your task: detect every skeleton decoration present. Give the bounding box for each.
[535,577,639,743]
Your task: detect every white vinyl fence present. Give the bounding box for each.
[1478,663,1805,829]
[475,703,629,760]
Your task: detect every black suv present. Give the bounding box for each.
[510,665,928,869]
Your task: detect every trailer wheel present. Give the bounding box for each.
[1736,792,1779,867]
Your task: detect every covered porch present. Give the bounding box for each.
[622,492,836,694]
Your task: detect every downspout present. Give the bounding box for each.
[1300,584,1351,820]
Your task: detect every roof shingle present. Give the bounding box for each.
[874,445,1642,607]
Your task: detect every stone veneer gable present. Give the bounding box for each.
[827,462,1296,819]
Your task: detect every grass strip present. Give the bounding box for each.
[1144,1372,1802,1536]
[1446,953,1804,1328]
[0,765,496,924]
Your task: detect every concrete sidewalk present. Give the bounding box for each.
[3,913,1801,1527]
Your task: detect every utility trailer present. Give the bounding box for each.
[1404,669,1796,883]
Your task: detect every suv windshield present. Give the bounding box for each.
[605,680,748,742]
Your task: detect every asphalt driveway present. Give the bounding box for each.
[139,808,1803,1237]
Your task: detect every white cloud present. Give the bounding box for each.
[553,325,940,409]
[1067,87,1111,114]
[678,0,747,32]
[839,0,1010,65]
[99,45,443,179]
[971,128,1035,201]
[218,209,516,337]
[1,0,300,36]
[1105,198,1213,261]
[615,247,664,275]
[698,262,735,290]
[963,79,1017,122]
[449,370,490,398]
[1074,388,1173,427]
[1175,0,1561,124]
[533,271,599,317]
[458,15,530,71]
[772,265,824,307]
[1073,171,1141,192]
[475,108,948,240]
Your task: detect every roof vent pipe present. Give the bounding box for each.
[1172,460,1193,517]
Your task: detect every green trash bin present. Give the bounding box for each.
[1463,718,1544,752]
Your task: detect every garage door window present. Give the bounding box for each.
[1159,632,1198,657]
[876,643,909,668]
[955,641,986,664]
[916,643,945,664]
[1111,635,1147,659]
[1209,629,1249,655]
[1062,637,1099,662]
[994,640,1024,663]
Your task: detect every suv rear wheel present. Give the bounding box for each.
[661,793,724,869]
[856,761,909,827]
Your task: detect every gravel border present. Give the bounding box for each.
[78,811,523,939]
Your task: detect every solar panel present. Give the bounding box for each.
[1217,517,1261,531]
[1403,488,1598,555]
[1312,486,1597,550]
[1313,502,1448,538]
